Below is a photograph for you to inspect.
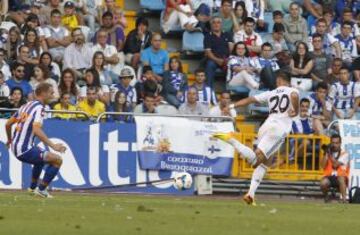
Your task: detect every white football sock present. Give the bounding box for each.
[228,138,257,165]
[248,164,268,198]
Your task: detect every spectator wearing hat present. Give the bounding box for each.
[264,23,288,54]
[63,27,93,77]
[62,1,83,31]
[40,0,63,25]
[110,67,137,108]
[44,9,71,63]
[123,17,152,70]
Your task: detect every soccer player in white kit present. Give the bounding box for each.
[213,71,299,205]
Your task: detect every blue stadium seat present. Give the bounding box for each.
[182,31,204,52]
[264,12,274,33]
[140,0,165,11]
[299,91,311,100]
[248,89,269,114]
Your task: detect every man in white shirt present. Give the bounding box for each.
[63,28,93,76]
[233,17,262,57]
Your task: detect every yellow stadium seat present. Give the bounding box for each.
[187,74,195,85]
[182,63,189,74]
[124,11,137,36]
[169,52,180,58]
[102,0,124,8]
[161,41,167,49]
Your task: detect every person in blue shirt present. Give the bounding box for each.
[6,62,33,101]
[140,33,169,80]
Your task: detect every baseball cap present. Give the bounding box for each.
[119,68,134,78]
[64,1,75,8]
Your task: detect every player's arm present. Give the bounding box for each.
[230,96,258,109]
[32,124,66,153]
[288,91,299,117]
[5,117,17,147]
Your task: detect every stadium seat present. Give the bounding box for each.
[264,12,274,33]
[124,11,137,36]
[227,85,250,96]
[140,0,165,11]
[248,89,269,114]
[182,31,204,52]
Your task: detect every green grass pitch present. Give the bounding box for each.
[0,191,360,235]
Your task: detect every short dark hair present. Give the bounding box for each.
[316,18,327,25]
[312,33,323,40]
[136,16,149,28]
[342,21,352,28]
[221,0,232,6]
[273,10,284,18]
[275,70,291,83]
[102,11,113,19]
[316,82,328,91]
[35,82,52,96]
[50,9,61,16]
[11,62,25,71]
[86,86,97,93]
[331,134,341,142]
[300,98,310,105]
[340,66,349,71]
[142,65,153,74]
[261,42,273,50]
[244,17,255,24]
[194,68,205,75]
[273,23,285,33]
[144,92,155,99]
[343,7,353,14]
[10,87,23,96]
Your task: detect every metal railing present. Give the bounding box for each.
[232,133,330,181]
[0,108,90,119]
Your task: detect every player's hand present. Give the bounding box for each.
[52,143,67,153]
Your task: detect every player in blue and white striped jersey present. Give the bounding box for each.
[328,67,360,120]
[307,82,332,134]
[5,83,66,198]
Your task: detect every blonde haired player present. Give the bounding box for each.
[213,71,299,205]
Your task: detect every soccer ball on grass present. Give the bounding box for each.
[173,172,193,190]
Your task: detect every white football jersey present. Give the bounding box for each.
[254,86,299,133]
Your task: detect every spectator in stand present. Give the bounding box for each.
[188,68,217,106]
[326,58,343,84]
[320,134,349,203]
[242,0,266,32]
[292,98,314,135]
[77,86,106,120]
[29,64,59,102]
[162,57,188,108]
[28,3,46,28]
[92,28,120,81]
[39,52,61,82]
[308,82,332,135]
[90,51,113,87]
[283,2,308,52]
[310,34,333,86]
[136,66,163,103]
[44,9,71,63]
[335,21,358,67]
[179,87,208,115]
[6,62,33,100]
[58,68,80,105]
[340,7,360,40]
[227,41,258,90]
[0,48,11,80]
[233,1,248,32]
[0,71,10,104]
[40,0,64,25]
[52,92,77,120]
[98,0,127,28]
[329,66,360,120]
[308,18,342,58]
[209,90,236,118]
[22,29,43,63]
[15,45,36,81]
[61,1,83,31]
[252,43,280,90]
[140,33,169,80]
[96,11,125,53]
[265,23,288,54]
[162,0,199,33]
[63,28,93,77]
[233,17,262,57]
[4,26,22,64]
[123,17,152,70]
[213,0,236,33]
[290,42,314,91]
[314,8,339,36]
[107,91,133,122]
[204,16,233,88]
[110,67,137,108]
[0,87,26,118]
[134,92,158,113]
[77,0,102,33]
[272,10,284,24]
[79,68,110,105]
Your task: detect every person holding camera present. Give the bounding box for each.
[320,134,349,203]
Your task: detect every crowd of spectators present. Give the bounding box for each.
[0,0,359,130]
